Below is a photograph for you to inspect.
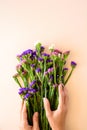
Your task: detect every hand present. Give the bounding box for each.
[43,84,68,130]
[19,101,40,130]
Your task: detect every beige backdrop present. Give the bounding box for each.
[0,0,87,130]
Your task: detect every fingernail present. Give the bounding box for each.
[43,98,46,103]
[35,112,39,117]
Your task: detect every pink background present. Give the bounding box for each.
[0,0,87,130]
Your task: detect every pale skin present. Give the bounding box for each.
[19,84,68,130]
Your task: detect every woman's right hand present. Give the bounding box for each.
[43,84,68,130]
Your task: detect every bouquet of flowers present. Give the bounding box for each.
[13,42,77,130]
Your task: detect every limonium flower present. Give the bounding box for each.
[29,80,36,87]
[13,42,77,130]
[71,61,77,68]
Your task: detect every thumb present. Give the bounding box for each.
[33,112,40,130]
[43,98,52,118]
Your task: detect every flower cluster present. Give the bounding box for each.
[13,42,77,130]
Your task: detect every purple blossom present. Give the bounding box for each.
[49,75,53,82]
[42,53,50,57]
[28,88,38,93]
[41,46,45,52]
[17,54,23,61]
[63,68,68,71]
[24,93,31,99]
[32,51,37,57]
[18,88,27,94]
[44,71,48,76]
[36,68,41,73]
[30,64,35,68]
[38,57,44,62]
[21,49,33,56]
[46,59,53,63]
[47,67,54,73]
[29,80,36,87]
[71,61,77,68]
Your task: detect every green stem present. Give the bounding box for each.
[64,68,74,85]
[53,60,56,84]
[26,100,32,125]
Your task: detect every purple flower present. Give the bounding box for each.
[38,57,44,62]
[21,49,33,56]
[18,88,27,94]
[49,75,53,82]
[16,54,23,61]
[71,61,77,68]
[24,93,31,99]
[32,51,37,57]
[46,59,53,63]
[44,71,48,76]
[42,53,50,57]
[47,67,54,73]
[30,64,35,68]
[28,88,38,93]
[29,80,36,87]
[36,68,41,73]
[63,68,68,71]
[41,46,45,52]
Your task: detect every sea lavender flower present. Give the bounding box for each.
[49,75,54,82]
[32,51,37,57]
[21,49,33,56]
[44,71,48,76]
[16,54,23,61]
[36,68,41,73]
[18,88,27,94]
[63,51,70,59]
[30,64,35,68]
[16,64,23,72]
[38,57,44,62]
[24,93,31,99]
[71,61,77,68]
[41,46,45,52]
[52,49,62,55]
[28,88,38,93]
[20,59,27,65]
[47,67,54,73]
[42,53,50,57]
[63,68,68,71]
[46,59,53,63]
[29,80,36,87]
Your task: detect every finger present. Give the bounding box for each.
[58,84,64,109]
[43,98,52,118]
[21,101,28,125]
[33,112,40,130]
[20,100,24,121]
